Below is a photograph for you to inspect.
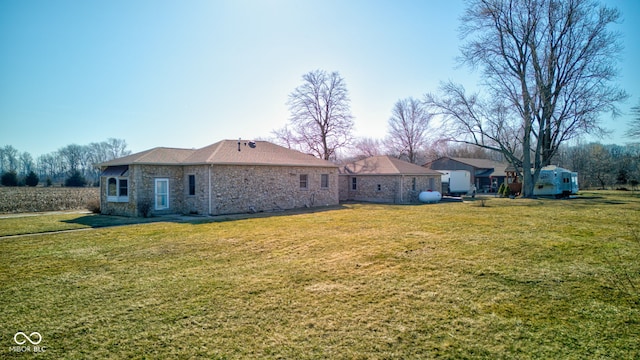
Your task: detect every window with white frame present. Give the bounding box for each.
[107,177,129,202]
[155,178,169,210]
[300,174,308,189]
[351,177,357,190]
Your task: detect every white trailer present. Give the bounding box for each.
[533,165,579,198]
[438,170,471,196]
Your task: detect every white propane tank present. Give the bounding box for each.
[419,191,442,203]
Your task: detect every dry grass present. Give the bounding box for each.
[0,191,638,358]
[0,187,99,214]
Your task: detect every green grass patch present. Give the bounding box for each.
[0,212,202,237]
[1,191,639,358]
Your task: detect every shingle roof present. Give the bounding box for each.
[448,157,505,170]
[99,147,196,166]
[98,140,337,168]
[340,156,441,176]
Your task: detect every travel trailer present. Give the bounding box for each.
[533,166,579,198]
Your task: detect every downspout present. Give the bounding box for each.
[208,165,212,215]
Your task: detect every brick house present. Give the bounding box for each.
[339,156,442,203]
[98,140,339,217]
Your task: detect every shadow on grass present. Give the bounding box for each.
[63,205,349,229]
[62,214,164,228]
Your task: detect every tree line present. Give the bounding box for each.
[275,0,639,195]
[6,1,639,192]
[0,138,131,187]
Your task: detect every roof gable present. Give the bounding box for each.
[341,156,441,176]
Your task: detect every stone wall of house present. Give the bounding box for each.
[183,165,211,215]
[136,165,185,216]
[210,165,338,215]
[340,175,441,203]
[101,164,186,217]
[101,164,339,217]
[338,175,350,202]
[100,165,138,217]
[340,175,399,203]
[399,175,441,203]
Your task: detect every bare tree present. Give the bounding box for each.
[386,97,433,164]
[426,0,627,197]
[1,145,19,172]
[104,138,131,159]
[275,69,354,160]
[59,144,84,173]
[588,143,614,189]
[18,152,34,175]
[352,137,383,159]
[627,99,640,139]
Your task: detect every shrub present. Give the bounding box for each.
[139,200,152,218]
[87,198,101,214]
[65,170,87,187]
[1,171,18,186]
[25,171,39,187]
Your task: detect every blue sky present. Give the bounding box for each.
[1,0,638,157]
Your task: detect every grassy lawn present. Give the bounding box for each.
[1,191,638,358]
[0,212,206,237]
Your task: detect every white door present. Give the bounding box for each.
[155,178,169,210]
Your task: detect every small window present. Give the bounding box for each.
[119,179,128,196]
[412,177,417,191]
[107,177,128,202]
[108,178,117,197]
[321,174,329,188]
[351,177,357,190]
[300,174,308,189]
[188,175,195,196]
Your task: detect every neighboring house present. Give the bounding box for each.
[423,157,508,193]
[98,140,339,217]
[339,156,442,203]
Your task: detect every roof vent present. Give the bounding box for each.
[238,139,257,151]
